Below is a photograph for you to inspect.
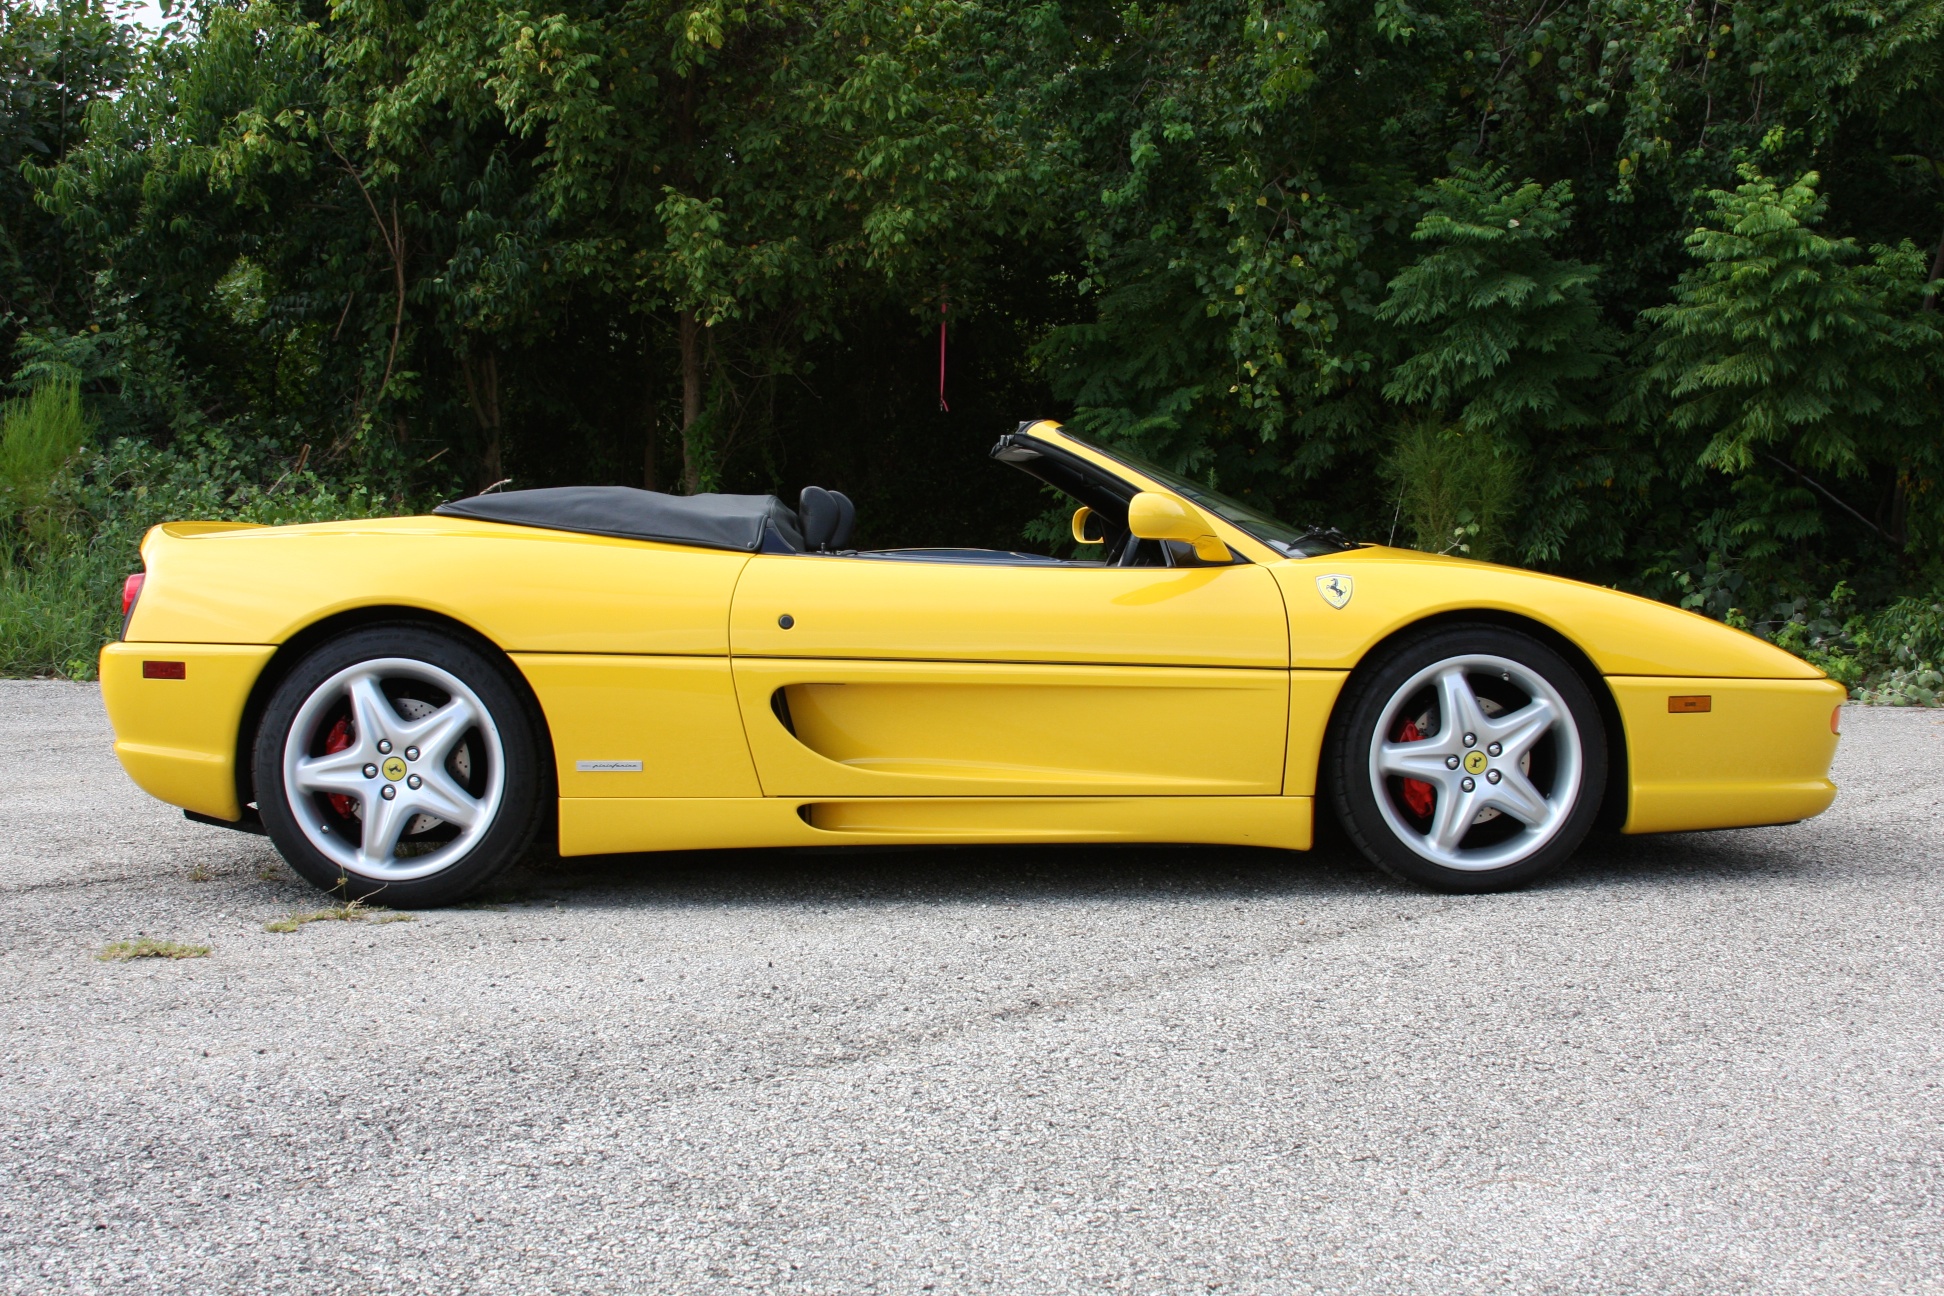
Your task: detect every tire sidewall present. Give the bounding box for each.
[1328,624,1608,893]
[253,625,545,907]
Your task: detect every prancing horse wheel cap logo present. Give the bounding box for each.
[1316,574,1354,609]
[382,756,408,781]
[1463,750,1489,775]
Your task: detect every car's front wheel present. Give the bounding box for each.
[253,625,545,907]
[1328,625,1607,892]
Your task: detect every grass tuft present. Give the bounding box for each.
[98,938,210,961]
[264,898,413,932]
[187,863,214,883]
[0,379,87,509]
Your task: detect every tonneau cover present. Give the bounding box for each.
[433,486,803,553]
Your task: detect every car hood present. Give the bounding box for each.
[1273,548,1823,679]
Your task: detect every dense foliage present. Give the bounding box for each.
[4,0,1944,693]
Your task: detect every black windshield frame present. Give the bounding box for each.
[1028,428,1352,558]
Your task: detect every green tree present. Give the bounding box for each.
[1644,166,1944,561]
[0,0,142,355]
[1375,167,1618,561]
[11,0,1944,685]
[38,0,1044,493]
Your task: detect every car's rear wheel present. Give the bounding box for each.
[1327,625,1607,892]
[253,625,545,907]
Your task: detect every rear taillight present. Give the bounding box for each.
[120,572,146,638]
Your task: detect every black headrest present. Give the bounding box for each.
[798,486,856,551]
[798,486,838,551]
[829,491,855,549]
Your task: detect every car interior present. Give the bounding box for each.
[435,424,1349,564]
[772,428,1233,568]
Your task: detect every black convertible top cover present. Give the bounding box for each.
[433,486,803,553]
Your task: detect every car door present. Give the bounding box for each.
[727,554,1290,797]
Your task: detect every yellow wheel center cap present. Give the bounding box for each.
[382,756,408,781]
[1463,750,1489,775]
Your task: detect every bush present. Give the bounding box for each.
[0,378,87,514]
[1851,598,1944,706]
[0,430,400,679]
[1382,422,1522,560]
[0,380,99,675]
[1752,583,1944,707]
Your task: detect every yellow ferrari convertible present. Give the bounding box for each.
[101,420,1844,905]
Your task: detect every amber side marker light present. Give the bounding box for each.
[1668,695,1712,714]
[1832,705,1843,735]
[142,660,186,680]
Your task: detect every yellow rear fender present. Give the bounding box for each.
[240,605,561,814]
[127,516,747,654]
[113,604,561,826]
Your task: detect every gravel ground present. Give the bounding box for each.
[0,680,1940,1295]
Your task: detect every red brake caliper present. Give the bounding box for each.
[322,716,355,819]
[1395,719,1435,818]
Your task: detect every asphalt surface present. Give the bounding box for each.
[0,680,1939,1295]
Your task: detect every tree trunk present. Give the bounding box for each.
[679,309,703,494]
[461,349,503,491]
[642,391,657,493]
[1924,223,1944,312]
[673,67,704,496]
[1888,473,1911,552]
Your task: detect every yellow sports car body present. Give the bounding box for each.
[101,420,1843,904]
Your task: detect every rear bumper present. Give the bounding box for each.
[1610,675,1846,834]
[99,642,275,821]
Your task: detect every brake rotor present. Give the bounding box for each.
[394,695,448,835]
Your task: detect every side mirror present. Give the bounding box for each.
[1071,506,1105,545]
[1126,492,1231,563]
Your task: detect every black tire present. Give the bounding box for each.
[253,624,546,907]
[1326,624,1608,893]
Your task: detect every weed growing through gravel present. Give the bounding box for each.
[257,864,287,882]
[98,938,210,961]
[187,863,214,882]
[264,898,416,933]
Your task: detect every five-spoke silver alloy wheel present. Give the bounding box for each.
[281,658,506,882]
[1367,653,1583,872]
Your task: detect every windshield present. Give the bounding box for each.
[1050,428,1351,558]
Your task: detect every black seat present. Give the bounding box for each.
[797,486,855,551]
[830,491,854,548]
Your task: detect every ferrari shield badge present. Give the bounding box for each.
[1316,574,1354,609]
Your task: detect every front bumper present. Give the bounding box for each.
[1610,675,1846,834]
